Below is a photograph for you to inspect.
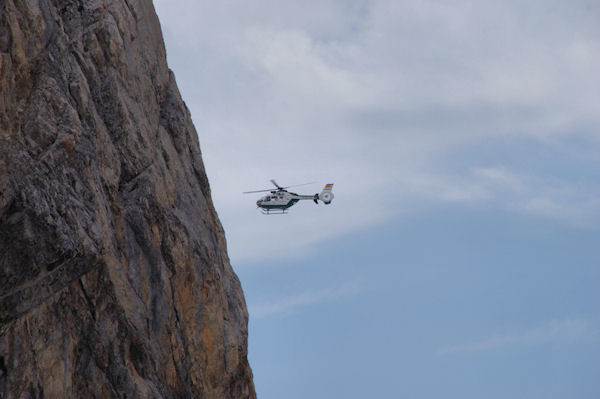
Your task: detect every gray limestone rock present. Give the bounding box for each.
[0,0,256,397]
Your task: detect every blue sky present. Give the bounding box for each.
[153,1,600,397]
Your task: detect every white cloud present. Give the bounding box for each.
[248,280,366,320]
[439,317,600,355]
[154,0,600,263]
[468,167,600,226]
[242,28,367,107]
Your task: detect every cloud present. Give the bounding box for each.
[467,167,600,226]
[248,280,365,320]
[439,317,600,355]
[154,0,600,263]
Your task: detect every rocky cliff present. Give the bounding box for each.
[0,0,255,397]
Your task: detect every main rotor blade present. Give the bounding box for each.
[271,180,316,190]
[283,181,316,189]
[244,181,316,194]
[270,179,283,189]
[243,188,274,194]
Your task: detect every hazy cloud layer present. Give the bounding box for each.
[439,317,600,355]
[154,0,600,263]
[248,280,365,319]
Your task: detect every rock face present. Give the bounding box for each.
[0,0,255,397]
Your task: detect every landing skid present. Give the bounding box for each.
[259,208,288,215]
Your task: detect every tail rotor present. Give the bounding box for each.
[319,184,334,204]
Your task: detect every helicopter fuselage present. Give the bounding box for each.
[256,191,302,212]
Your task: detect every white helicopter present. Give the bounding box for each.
[244,180,334,214]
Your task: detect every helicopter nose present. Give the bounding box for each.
[256,200,261,207]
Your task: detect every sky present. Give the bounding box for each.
[153,1,600,398]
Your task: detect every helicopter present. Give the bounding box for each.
[244,180,334,214]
